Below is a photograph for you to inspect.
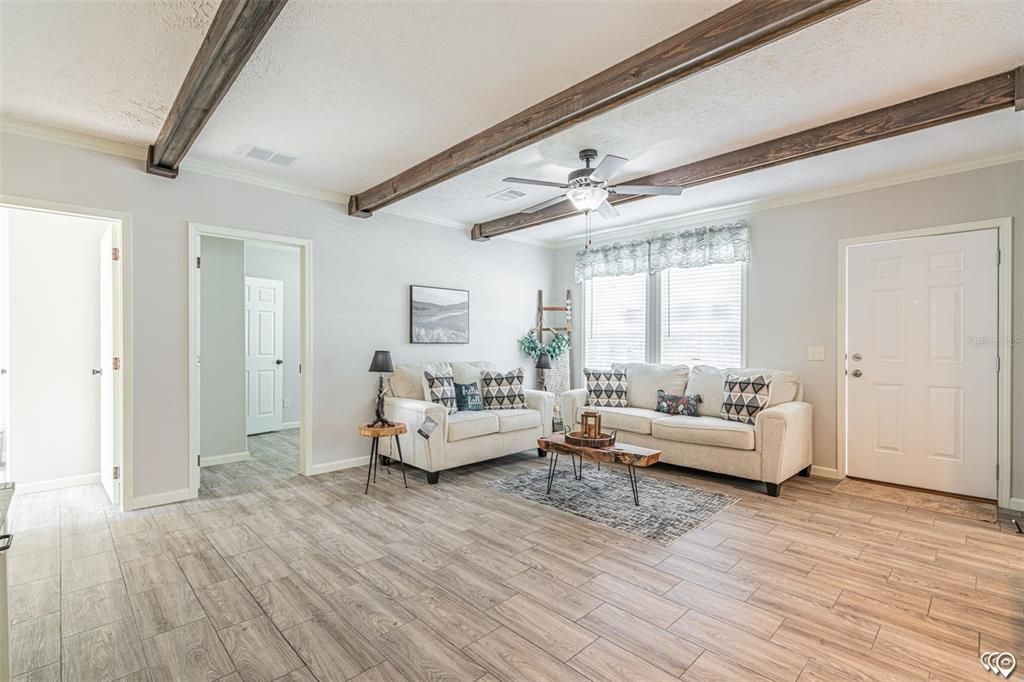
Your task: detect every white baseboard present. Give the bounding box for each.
[308,455,370,476]
[200,450,251,467]
[131,487,194,510]
[14,472,100,494]
[810,465,842,480]
[1007,497,1024,513]
[281,421,300,430]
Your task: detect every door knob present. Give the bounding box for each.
[851,353,862,361]
[850,369,863,378]
[92,368,103,376]
[275,359,283,365]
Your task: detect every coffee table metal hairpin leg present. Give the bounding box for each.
[546,451,559,494]
[627,464,640,506]
[570,453,582,481]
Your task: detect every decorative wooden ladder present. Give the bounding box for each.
[535,289,572,392]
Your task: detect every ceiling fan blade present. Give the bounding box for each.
[589,154,628,182]
[503,177,569,188]
[521,194,569,214]
[611,184,683,196]
[595,200,619,219]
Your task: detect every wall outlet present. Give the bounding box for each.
[807,346,826,362]
[283,398,292,408]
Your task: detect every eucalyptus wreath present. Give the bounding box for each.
[518,331,570,361]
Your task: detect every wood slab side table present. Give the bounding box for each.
[359,423,407,493]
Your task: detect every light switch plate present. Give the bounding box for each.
[807,346,826,362]
[283,398,292,408]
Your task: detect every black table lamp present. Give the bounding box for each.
[368,350,394,427]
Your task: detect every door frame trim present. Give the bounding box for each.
[0,194,134,511]
[836,217,1013,507]
[188,222,313,497]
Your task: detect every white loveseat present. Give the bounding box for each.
[561,363,812,495]
[384,361,554,484]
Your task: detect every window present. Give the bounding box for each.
[660,262,744,368]
[583,264,744,369]
[584,272,647,368]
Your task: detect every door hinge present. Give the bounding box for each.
[196,256,201,269]
[997,248,1001,265]
[113,466,120,480]
[112,247,120,261]
[996,355,1001,373]
[112,357,121,371]
[197,455,201,466]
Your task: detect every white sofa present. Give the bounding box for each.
[384,361,554,484]
[561,363,812,496]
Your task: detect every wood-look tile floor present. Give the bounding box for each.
[7,429,1022,681]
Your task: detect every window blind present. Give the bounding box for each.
[584,272,647,369]
[660,262,743,368]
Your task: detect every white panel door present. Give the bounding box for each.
[846,229,998,498]
[98,227,117,504]
[245,277,284,435]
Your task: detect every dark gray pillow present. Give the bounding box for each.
[454,382,484,412]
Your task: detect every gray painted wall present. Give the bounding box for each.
[554,161,1023,500]
[244,243,301,425]
[0,131,555,502]
[199,236,246,458]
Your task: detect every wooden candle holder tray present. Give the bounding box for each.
[564,430,617,448]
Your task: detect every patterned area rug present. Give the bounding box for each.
[488,465,738,544]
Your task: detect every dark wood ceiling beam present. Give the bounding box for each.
[348,0,868,217]
[146,0,288,178]
[472,69,1019,240]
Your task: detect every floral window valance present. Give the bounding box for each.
[575,220,750,282]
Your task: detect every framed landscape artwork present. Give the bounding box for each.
[410,285,470,344]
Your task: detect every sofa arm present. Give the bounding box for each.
[523,389,555,433]
[559,388,589,429]
[756,401,813,484]
[384,397,447,472]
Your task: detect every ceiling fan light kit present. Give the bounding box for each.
[504,148,682,220]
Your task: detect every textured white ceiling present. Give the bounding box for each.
[187,0,726,192]
[390,0,1024,229]
[0,0,219,144]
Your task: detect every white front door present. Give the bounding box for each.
[245,277,284,435]
[98,226,118,504]
[846,229,998,498]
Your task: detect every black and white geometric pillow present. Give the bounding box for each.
[721,374,772,424]
[481,368,526,409]
[585,368,629,407]
[423,371,458,414]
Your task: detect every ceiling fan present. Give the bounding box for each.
[503,149,682,219]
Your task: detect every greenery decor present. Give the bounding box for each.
[518,331,569,361]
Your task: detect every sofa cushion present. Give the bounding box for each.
[651,415,756,450]
[617,363,690,410]
[451,361,496,387]
[447,411,499,442]
[685,365,726,418]
[725,367,801,406]
[575,405,660,436]
[481,368,526,409]
[491,409,541,433]
[722,374,772,425]
[656,390,701,416]
[391,362,452,400]
[454,382,484,411]
[423,370,458,415]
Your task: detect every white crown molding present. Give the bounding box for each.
[0,116,148,160]
[376,205,553,248]
[179,158,349,205]
[549,149,1024,249]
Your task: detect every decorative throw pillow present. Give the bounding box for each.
[721,374,772,424]
[656,390,702,416]
[422,371,457,415]
[454,382,484,412]
[480,368,526,409]
[585,368,629,407]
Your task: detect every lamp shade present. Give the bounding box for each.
[535,352,552,370]
[368,350,394,373]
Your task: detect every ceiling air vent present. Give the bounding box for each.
[487,188,527,202]
[244,146,298,167]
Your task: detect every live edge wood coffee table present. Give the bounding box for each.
[537,432,661,506]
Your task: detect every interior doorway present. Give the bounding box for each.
[188,223,312,497]
[838,218,1012,504]
[0,201,129,506]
